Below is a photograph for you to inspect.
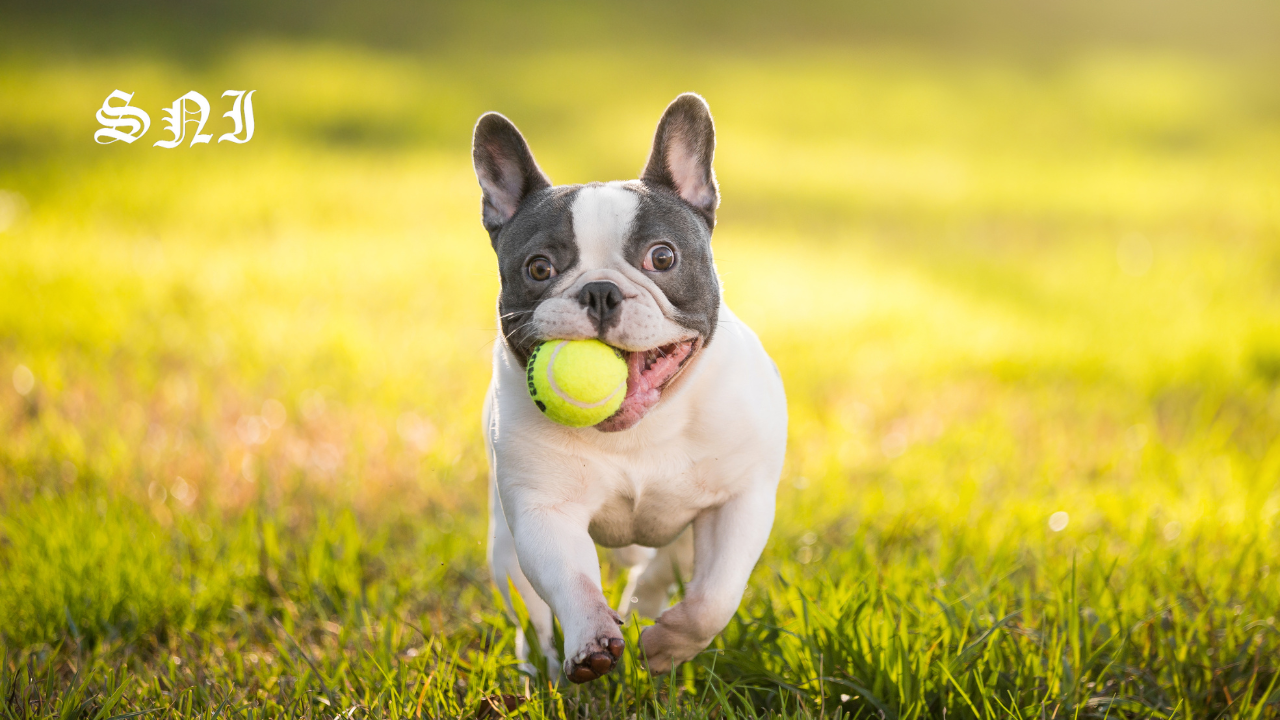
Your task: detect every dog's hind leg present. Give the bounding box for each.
[613,545,656,619]
[616,529,693,620]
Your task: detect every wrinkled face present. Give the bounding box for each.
[473,94,722,431]
[497,181,718,358]
[496,182,719,430]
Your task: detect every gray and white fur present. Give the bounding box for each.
[474,93,787,683]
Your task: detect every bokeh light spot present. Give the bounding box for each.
[12,365,35,396]
[1049,511,1070,532]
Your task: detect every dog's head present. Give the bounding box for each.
[472,93,721,432]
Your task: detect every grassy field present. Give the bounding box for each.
[2,4,1280,718]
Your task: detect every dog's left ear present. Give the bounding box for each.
[641,93,719,228]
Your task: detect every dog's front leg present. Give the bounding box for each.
[640,486,776,673]
[508,506,625,683]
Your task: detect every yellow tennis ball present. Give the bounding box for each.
[526,339,628,427]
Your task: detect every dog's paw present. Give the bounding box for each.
[639,623,680,675]
[640,606,713,675]
[563,636,625,684]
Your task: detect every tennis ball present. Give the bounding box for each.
[526,339,628,427]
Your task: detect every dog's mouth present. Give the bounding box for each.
[595,338,702,432]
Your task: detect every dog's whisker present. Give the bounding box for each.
[502,319,536,341]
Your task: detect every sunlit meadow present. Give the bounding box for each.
[1,5,1279,717]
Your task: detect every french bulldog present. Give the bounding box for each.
[474,93,787,683]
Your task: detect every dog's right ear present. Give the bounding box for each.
[472,113,552,243]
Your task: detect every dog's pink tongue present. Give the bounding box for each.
[595,342,692,432]
[594,352,657,432]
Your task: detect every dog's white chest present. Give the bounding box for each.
[584,445,733,548]
[488,305,784,552]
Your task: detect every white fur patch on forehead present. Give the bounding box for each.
[571,182,640,268]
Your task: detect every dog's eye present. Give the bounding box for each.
[643,244,676,272]
[527,256,556,282]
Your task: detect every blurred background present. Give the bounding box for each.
[1,0,1279,716]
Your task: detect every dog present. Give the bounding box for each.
[473,93,787,683]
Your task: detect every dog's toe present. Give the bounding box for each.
[588,652,613,674]
[565,637,625,684]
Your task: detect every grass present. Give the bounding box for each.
[1,6,1280,717]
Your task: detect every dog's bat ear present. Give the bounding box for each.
[641,93,718,228]
[472,113,552,243]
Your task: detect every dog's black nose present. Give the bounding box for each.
[578,281,624,331]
